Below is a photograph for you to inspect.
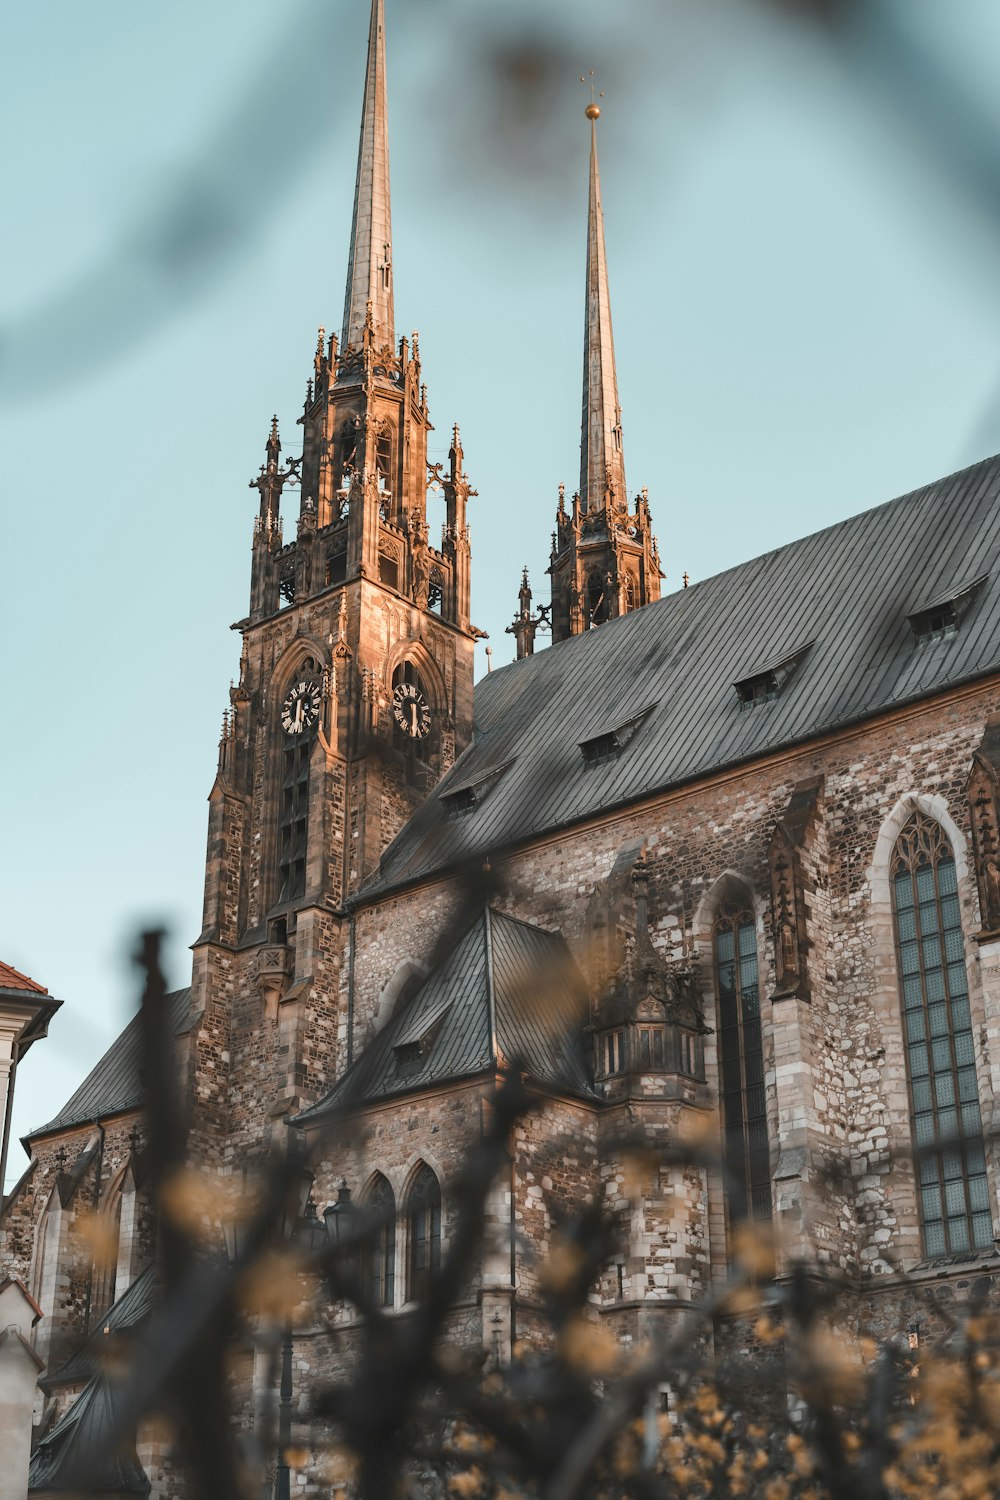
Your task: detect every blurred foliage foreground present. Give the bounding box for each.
[60,932,1000,1500]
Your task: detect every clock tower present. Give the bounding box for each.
[187,0,478,1159]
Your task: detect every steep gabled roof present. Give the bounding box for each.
[296,909,594,1120]
[28,1373,149,1494]
[364,453,1000,899]
[45,1264,156,1388]
[25,989,192,1144]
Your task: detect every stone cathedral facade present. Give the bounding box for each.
[7,1,1000,1494]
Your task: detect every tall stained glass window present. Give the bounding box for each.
[363,1174,396,1308]
[891,812,991,1256]
[406,1164,441,1302]
[714,898,773,1228]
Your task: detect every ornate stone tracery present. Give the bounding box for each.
[967,717,1000,935]
[767,777,822,1000]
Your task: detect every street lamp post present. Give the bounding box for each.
[273,1190,329,1500]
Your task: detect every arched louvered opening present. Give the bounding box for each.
[587,570,608,628]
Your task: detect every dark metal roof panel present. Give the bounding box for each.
[28,1374,149,1493]
[298,919,492,1113]
[365,454,1000,897]
[296,910,595,1119]
[488,911,594,1098]
[27,990,192,1141]
[47,1265,156,1386]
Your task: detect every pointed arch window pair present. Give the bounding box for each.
[890,812,991,1257]
[362,1164,441,1309]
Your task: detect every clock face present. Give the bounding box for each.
[280,679,322,736]
[392,681,431,740]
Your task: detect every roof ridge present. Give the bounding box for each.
[475,450,1000,682]
[24,987,192,1143]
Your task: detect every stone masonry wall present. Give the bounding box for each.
[347,680,1000,1296]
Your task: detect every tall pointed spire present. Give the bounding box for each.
[342,0,395,351]
[579,99,625,511]
[545,88,660,647]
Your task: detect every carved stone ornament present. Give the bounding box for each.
[767,777,822,1000]
[968,733,1000,935]
[255,945,290,1023]
[412,543,432,612]
[769,828,804,997]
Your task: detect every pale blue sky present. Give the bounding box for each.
[5,0,1000,1184]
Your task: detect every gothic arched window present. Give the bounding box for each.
[335,423,359,495]
[621,572,636,613]
[91,1180,123,1317]
[891,812,991,1256]
[362,1174,396,1309]
[405,1164,441,1303]
[714,898,772,1228]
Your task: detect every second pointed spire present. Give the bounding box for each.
[580,105,625,511]
[342,0,395,352]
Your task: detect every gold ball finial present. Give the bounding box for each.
[580,71,604,121]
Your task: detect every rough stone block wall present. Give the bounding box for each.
[511,1098,600,1313]
[0,1112,150,1379]
[343,680,1000,1301]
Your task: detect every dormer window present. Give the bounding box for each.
[392,1004,450,1076]
[580,707,653,767]
[393,1041,423,1074]
[736,670,778,707]
[440,760,515,818]
[734,643,812,711]
[911,604,957,642]
[909,576,986,646]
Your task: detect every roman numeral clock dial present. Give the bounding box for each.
[392,681,431,739]
[280,679,322,736]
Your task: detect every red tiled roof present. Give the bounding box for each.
[0,961,48,995]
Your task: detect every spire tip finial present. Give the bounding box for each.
[342,0,395,350]
[581,70,604,121]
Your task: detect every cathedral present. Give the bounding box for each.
[6,1,1000,1494]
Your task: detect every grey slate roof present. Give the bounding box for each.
[296,908,595,1120]
[364,453,1000,899]
[45,1264,156,1387]
[28,1374,149,1494]
[26,989,192,1142]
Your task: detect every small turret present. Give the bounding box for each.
[507,567,549,660]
